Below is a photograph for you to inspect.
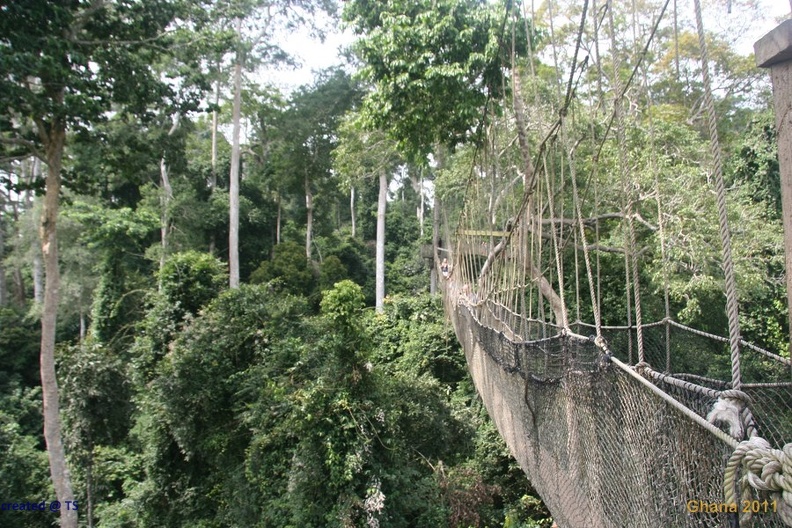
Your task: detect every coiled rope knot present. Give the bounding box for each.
[725,436,792,526]
[634,361,651,372]
[707,390,752,440]
[593,335,609,352]
[592,336,613,369]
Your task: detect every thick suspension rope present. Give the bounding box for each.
[691,0,743,391]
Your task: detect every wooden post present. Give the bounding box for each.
[756,19,792,354]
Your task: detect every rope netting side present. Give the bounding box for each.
[436,0,792,525]
[448,300,792,527]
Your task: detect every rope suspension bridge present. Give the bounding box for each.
[437,1,792,526]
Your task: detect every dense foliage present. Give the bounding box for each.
[58,277,555,526]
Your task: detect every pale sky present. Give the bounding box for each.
[262,21,355,92]
[267,0,791,92]
[729,0,791,55]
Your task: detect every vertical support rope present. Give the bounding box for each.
[559,10,602,337]
[543,154,569,328]
[542,0,590,331]
[537,166,547,337]
[642,48,673,373]
[572,146,603,337]
[591,0,604,331]
[628,197,646,364]
[624,244,635,363]
[654,165,673,373]
[692,0,743,390]
[606,0,644,364]
[574,225,581,323]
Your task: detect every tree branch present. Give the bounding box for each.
[69,0,106,38]
[539,211,658,231]
[0,136,44,161]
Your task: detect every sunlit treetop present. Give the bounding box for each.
[343,0,532,159]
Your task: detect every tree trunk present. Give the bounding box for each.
[418,172,424,238]
[30,160,44,304]
[228,17,243,289]
[529,261,566,326]
[86,439,94,528]
[159,158,172,285]
[375,169,387,312]
[211,74,220,191]
[209,72,220,255]
[276,193,281,245]
[159,115,179,284]
[0,212,6,307]
[12,267,25,305]
[432,147,446,295]
[33,250,44,303]
[305,173,313,261]
[350,186,356,238]
[40,122,77,528]
[10,199,25,304]
[431,195,440,295]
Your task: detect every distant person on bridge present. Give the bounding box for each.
[441,258,450,278]
[461,284,479,305]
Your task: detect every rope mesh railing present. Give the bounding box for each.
[447,294,792,527]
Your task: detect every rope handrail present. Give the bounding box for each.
[670,373,792,389]
[474,303,784,408]
[641,365,723,400]
[667,320,792,367]
[473,298,792,371]
[574,318,669,331]
[572,318,792,366]
[461,302,591,346]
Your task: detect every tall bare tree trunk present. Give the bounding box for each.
[86,439,94,528]
[10,199,25,304]
[276,193,281,245]
[0,202,6,307]
[159,158,173,285]
[431,147,446,295]
[28,160,44,304]
[350,186,356,238]
[12,268,24,305]
[210,73,220,255]
[159,115,179,285]
[431,195,440,295]
[228,17,243,288]
[418,172,424,237]
[375,169,387,312]
[305,174,313,260]
[33,250,44,304]
[211,76,220,191]
[40,120,77,528]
